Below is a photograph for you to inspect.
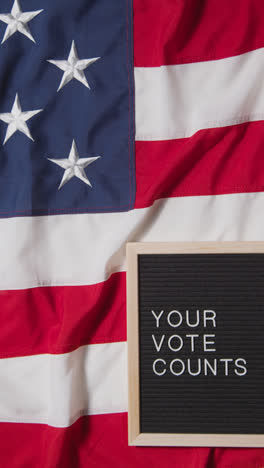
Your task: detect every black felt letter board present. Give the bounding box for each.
[138,253,264,435]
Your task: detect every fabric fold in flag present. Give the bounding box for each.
[0,192,264,291]
[0,342,127,427]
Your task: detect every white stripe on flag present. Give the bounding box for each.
[135,47,264,141]
[0,342,127,427]
[1,192,264,290]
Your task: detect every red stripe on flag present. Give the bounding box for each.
[0,414,263,468]
[134,0,264,67]
[135,121,264,208]
[0,272,126,358]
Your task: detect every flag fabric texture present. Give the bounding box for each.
[0,0,264,467]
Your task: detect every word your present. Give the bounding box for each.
[152,309,217,329]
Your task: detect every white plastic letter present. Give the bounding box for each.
[203,334,216,352]
[187,359,201,376]
[168,335,183,352]
[204,358,217,376]
[152,334,165,352]
[186,334,199,352]
[167,310,183,328]
[153,359,166,376]
[203,310,216,328]
[170,359,185,376]
[235,358,247,376]
[151,310,164,328]
[186,310,200,327]
[220,358,233,376]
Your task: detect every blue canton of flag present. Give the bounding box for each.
[0,0,135,217]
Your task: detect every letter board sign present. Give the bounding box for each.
[126,242,264,447]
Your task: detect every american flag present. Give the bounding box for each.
[0,0,264,466]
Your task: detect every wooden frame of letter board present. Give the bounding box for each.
[126,241,264,447]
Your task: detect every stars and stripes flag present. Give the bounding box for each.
[0,0,264,466]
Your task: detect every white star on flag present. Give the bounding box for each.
[0,94,43,144]
[48,139,101,190]
[48,40,100,91]
[0,0,43,44]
